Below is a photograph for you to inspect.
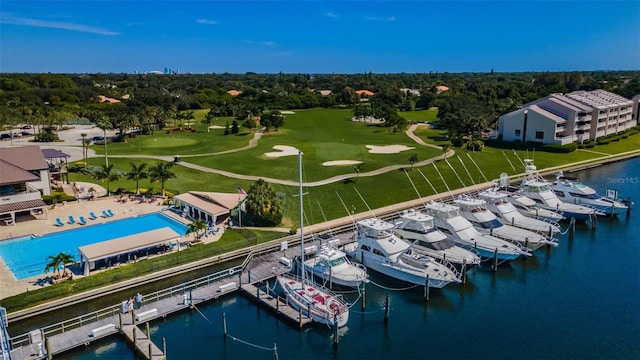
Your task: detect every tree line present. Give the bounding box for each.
[1,71,638,141]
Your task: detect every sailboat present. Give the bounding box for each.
[276,152,350,328]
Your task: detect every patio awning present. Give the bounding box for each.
[78,227,181,262]
[174,192,242,216]
[0,199,47,215]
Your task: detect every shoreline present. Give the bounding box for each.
[3,151,639,323]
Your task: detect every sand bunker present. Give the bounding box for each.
[281,111,295,115]
[322,160,363,166]
[208,125,225,129]
[265,145,300,158]
[366,145,415,154]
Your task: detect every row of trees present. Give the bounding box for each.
[92,161,176,197]
[2,71,637,132]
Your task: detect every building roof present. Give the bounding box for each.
[527,105,567,124]
[0,159,40,185]
[96,95,121,103]
[0,198,46,215]
[435,85,449,92]
[355,90,374,96]
[0,146,49,171]
[79,227,181,262]
[42,149,70,159]
[318,90,333,96]
[566,89,632,108]
[227,90,242,96]
[174,191,246,216]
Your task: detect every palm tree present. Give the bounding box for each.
[96,117,113,167]
[44,252,75,278]
[149,161,176,197]
[93,164,120,196]
[127,162,148,195]
[185,219,207,240]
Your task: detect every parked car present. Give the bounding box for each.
[21,131,32,136]
[0,134,11,141]
[22,125,32,129]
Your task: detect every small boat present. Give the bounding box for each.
[393,209,481,268]
[423,201,531,260]
[344,217,462,288]
[303,235,369,288]
[276,151,349,328]
[478,187,561,235]
[551,171,629,216]
[517,160,601,221]
[454,195,557,250]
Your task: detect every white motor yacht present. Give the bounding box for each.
[304,236,369,288]
[423,201,531,260]
[506,192,566,223]
[393,209,481,268]
[453,195,557,250]
[518,160,600,221]
[479,188,560,235]
[277,151,349,328]
[551,171,628,216]
[344,218,462,289]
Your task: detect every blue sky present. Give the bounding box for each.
[1,1,639,74]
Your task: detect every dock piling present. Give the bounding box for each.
[133,327,137,347]
[569,218,576,240]
[592,214,597,231]
[273,343,279,360]
[119,313,123,334]
[462,260,467,285]
[148,343,152,359]
[492,249,498,272]
[163,337,167,358]
[361,283,366,311]
[222,311,227,338]
[332,316,339,349]
[45,338,52,360]
[146,322,150,339]
[424,275,430,301]
[384,294,390,325]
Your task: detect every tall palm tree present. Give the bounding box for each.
[185,219,207,240]
[149,161,176,197]
[96,117,112,167]
[127,162,148,195]
[93,164,120,196]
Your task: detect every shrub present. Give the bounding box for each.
[42,192,76,205]
[464,139,484,151]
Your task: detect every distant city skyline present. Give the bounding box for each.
[1,1,639,74]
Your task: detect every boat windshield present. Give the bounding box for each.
[416,239,455,250]
[476,218,503,229]
[328,256,347,267]
[570,192,601,199]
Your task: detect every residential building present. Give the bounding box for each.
[0,146,50,225]
[632,94,640,125]
[498,90,635,145]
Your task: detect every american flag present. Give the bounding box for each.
[238,187,247,195]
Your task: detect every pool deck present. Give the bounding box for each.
[0,195,226,300]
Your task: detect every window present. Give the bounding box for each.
[535,131,544,139]
[515,129,521,136]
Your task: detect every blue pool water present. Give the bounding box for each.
[0,213,187,280]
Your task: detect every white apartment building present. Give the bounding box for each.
[499,89,636,145]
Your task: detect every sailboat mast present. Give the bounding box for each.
[298,151,304,279]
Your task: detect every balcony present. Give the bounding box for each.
[0,191,41,206]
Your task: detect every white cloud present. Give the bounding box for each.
[364,15,397,22]
[0,13,119,35]
[324,12,338,18]
[196,19,218,25]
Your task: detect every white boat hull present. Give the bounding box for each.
[277,275,349,327]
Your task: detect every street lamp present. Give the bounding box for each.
[522,109,529,143]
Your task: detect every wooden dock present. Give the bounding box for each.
[240,283,312,327]
[121,324,164,360]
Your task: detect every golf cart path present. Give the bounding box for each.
[105,124,453,186]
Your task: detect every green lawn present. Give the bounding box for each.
[399,107,439,122]
[93,116,250,156]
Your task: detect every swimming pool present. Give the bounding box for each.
[0,213,188,280]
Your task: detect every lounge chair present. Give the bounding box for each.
[102,210,110,218]
[79,216,87,225]
[68,216,76,225]
[89,212,98,220]
[107,209,115,217]
[55,218,65,227]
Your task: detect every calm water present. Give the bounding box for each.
[59,158,640,359]
[0,213,187,280]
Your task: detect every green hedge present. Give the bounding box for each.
[42,192,77,205]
